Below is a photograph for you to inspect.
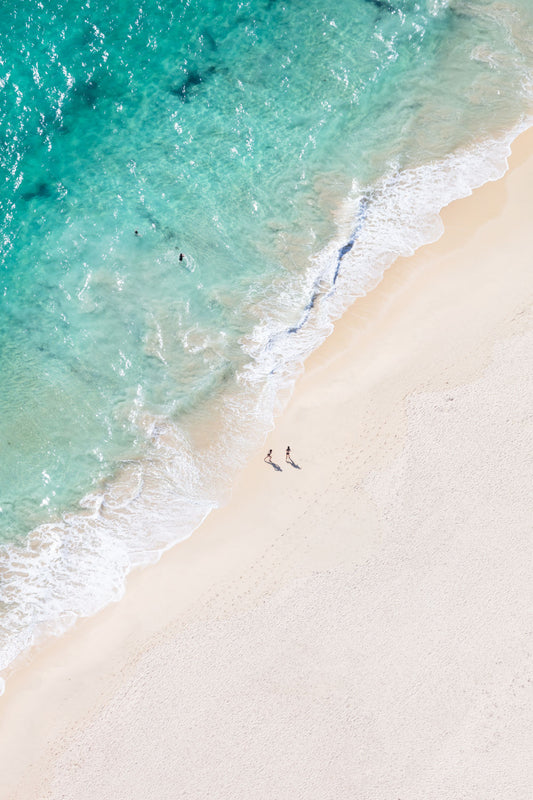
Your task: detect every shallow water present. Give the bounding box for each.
[1,0,532,683]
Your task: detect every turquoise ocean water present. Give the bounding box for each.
[1,0,532,687]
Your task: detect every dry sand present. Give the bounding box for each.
[1,129,532,800]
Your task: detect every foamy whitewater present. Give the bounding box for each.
[1,0,532,690]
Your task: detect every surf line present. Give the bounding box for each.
[292,193,370,329]
[265,193,371,369]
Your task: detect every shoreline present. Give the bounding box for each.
[1,122,528,687]
[1,126,532,798]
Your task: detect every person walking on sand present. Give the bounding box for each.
[264,449,273,463]
[286,445,291,462]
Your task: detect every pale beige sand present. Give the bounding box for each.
[1,129,532,800]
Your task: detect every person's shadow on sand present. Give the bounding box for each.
[286,458,301,469]
[268,461,283,471]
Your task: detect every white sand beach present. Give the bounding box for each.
[1,128,532,800]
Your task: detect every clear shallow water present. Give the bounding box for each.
[1,0,532,684]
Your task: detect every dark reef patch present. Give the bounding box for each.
[364,0,395,12]
[75,79,99,108]
[21,182,52,201]
[170,66,216,103]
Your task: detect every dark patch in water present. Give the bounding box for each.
[365,0,395,12]
[138,208,193,268]
[139,207,161,230]
[75,79,99,108]
[138,207,180,242]
[170,66,216,102]
[22,182,52,201]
